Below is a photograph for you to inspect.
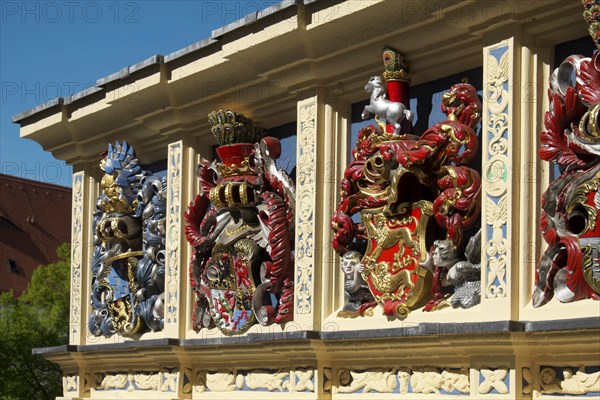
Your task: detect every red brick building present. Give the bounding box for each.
[0,174,71,297]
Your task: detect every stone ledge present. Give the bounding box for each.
[210,0,298,39]
[32,317,600,356]
[12,98,62,123]
[524,317,600,332]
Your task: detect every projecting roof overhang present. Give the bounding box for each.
[13,0,588,168]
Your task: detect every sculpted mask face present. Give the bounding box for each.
[342,252,361,275]
[433,240,459,267]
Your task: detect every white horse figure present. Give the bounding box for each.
[362,76,413,134]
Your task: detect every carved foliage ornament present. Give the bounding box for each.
[332,48,483,319]
[89,141,167,337]
[185,110,295,335]
[324,367,470,395]
[540,366,600,395]
[70,173,84,342]
[534,2,600,307]
[191,369,314,393]
[93,369,178,392]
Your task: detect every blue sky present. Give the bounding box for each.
[1,1,279,187]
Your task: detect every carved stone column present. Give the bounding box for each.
[165,139,195,338]
[295,90,342,330]
[481,36,517,319]
[69,169,95,345]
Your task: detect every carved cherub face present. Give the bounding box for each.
[341,251,362,275]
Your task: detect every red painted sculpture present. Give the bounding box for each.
[534,2,600,306]
[332,49,483,318]
[185,110,295,334]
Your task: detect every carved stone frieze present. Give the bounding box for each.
[479,368,509,394]
[540,366,600,395]
[324,367,470,395]
[192,369,314,393]
[92,369,178,393]
[63,375,78,393]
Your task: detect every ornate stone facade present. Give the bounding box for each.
[14,1,600,400]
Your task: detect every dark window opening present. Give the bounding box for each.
[554,36,596,69]
[8,259,19,274]
[141,159,168,179]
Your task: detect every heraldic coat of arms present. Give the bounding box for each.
[332,49,483,319]
[185,111,295,335]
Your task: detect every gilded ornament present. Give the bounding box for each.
[185,110,296,334]
[583,0,600,49]
[89,141,167,338]
[535,14,600,306]
[332,49,483,316]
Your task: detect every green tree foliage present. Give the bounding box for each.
[0,243,70,400]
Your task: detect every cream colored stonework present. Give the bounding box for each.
[16,1,600,399]
[69,172,84,345]
[482,40,511,302]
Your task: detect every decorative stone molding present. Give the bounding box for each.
[479,368,509,394]
[181,368,194,395]
[540,366,600,395]
[296,100,318,317]
[63,375,78,393]
[410,369,470,395]
[69,172,84,345]
[92,369,178,393]
[324,367,470,395]
[522,367,532,396]
[166,141,182,327]
[482,41,512,300]
[193,369,315,393]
